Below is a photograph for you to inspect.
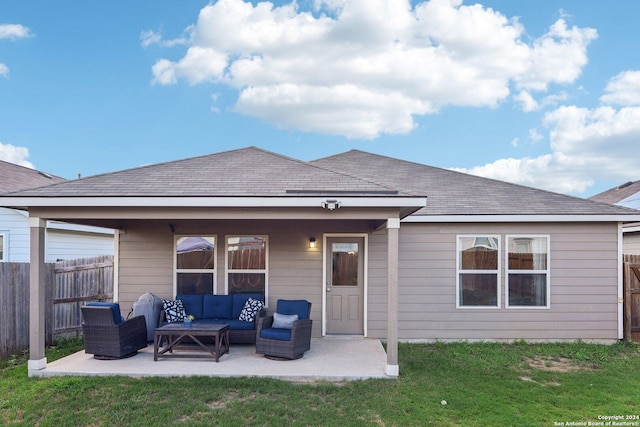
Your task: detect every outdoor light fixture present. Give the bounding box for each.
[309,237,317,249]
[321,199,341,210]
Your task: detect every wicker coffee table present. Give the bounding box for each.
[153,323,230,362]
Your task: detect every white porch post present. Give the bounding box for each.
[28,217,47,373]
[386,217,400,376]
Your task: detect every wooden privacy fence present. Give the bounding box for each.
[0,256,113,359]
[624,254,640,343]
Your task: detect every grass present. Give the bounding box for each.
[1,340,639,426]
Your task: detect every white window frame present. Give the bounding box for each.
[173,235,217,296]
[224,235,269,303]
[0,231,7,262]
[456,235,501,309]
[505,235,551,309]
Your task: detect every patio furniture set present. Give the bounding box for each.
[80,295,312,362]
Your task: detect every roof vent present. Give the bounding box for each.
[618,181,633,190]
[37,171,53,179]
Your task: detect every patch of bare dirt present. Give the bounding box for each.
[525,356,593,372]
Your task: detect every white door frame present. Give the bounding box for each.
[322,233,368,337]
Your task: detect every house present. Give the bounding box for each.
[1,147,638,376]
[590,181,640,254]
[0,160,114,262]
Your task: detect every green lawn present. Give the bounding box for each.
[1,339,639,426]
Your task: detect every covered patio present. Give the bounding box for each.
[31,337,389,382]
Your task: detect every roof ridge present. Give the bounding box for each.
[320,149,617,207]
[307,150,422,197]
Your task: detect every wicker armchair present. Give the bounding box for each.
[81,303,148,360]
[256,300,312,360]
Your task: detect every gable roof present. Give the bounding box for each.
[311,150,638,219]
[589,181,640,210]
[0,147,427,214]
[0,160,66,194]
[6,147,418,198]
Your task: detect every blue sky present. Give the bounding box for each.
[1,0,639,197]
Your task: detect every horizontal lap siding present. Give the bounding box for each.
[116,220,372,337]
[368,222,620,341]
[118,224,174,313]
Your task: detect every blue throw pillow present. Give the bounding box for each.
[272,312,298,329]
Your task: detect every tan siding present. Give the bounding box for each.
[115,219,373,337]
[367,222,620,342]
[117,223,174,314]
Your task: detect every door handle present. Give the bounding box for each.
[326,287,331,292]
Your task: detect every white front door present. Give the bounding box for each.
[326,237,364,335]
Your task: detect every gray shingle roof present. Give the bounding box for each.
[6,147,417,198]
[590,181,640,208]
[0,160,66,194]
[311,150,636,216]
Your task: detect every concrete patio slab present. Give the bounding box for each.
[30,337,391,382]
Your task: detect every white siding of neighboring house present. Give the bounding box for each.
[623,232,640,254]
[46,228,114,262]
[368,221,621,343]
[0,208,114,262]
[0,208,31,262]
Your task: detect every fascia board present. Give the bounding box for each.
[403,214,640,223]
[0,196,427,209]
[46,220,115,235]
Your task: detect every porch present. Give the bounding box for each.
[30,337,390,382]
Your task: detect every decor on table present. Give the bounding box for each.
[183,314,195,328]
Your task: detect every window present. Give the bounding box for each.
[226,236,268,297]
[506,236,550,308]
[0,232,6,262]
[175,236,216,295]
[457,236,500,308]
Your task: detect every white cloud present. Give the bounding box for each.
[455,99,640,194]
[0,141,34,169]
[140,26,193,48]
[0,24,33,40]
[528,128,543,143]
[514,90,539,112]
[149,0,596,139]
[600,71,640,106]
[1,23,33,79]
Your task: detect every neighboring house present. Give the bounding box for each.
[1,147,638,376]
[0,160,114,262]
[590,181,640,254]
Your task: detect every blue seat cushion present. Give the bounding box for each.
[260,328,291,341]
[195,319,256,330]
[203,295,233,319]
[225,319,257,330]
[276,300,310,320]
[87,302,123,324]
[231,293,264,319]
[176,294,203,319]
